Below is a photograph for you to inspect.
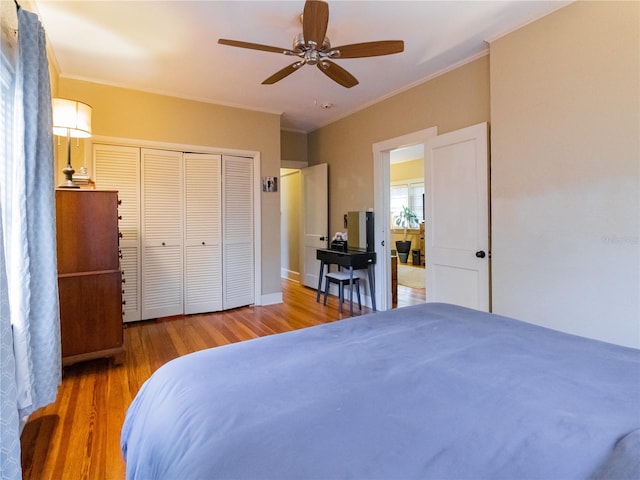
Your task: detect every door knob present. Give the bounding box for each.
[319,236,326,241]
[475,250,486,258]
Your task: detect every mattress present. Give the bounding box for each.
[121,303,640,479]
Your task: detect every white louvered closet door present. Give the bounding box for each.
[184,153,222,314]
[141,148,184,319]
[93,144,141,322]
[222,155,254,309]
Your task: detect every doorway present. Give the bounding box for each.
[280,168,302,283]
[373,127,438,311]
[389,145,426,308]
[279,163,328,292]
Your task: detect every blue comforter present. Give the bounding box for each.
[121,303,640,479]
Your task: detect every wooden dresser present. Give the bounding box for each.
[56,189,124,366]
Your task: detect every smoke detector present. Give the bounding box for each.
[314,99,333,109]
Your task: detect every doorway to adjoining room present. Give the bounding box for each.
[390,145,426,308]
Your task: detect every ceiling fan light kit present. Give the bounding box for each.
[218,0,404,88]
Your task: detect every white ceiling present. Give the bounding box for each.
[390,144,424,164]
[34,0,571,133]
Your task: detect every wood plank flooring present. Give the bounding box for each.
[397,283,426,307]
[20,279,424,479]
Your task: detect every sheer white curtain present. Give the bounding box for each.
[0,6,61,480]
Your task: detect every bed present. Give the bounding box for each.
[121,303,640,480]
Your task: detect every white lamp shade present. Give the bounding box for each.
[52,98,92,138]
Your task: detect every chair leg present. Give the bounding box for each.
[323,276,330,305]
[338,282,343,313]
[356,279,362,310]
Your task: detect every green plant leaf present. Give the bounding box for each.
[393,205,419,229]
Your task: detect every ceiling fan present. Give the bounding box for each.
[218,0,404,88]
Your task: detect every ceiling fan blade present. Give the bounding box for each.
[262,63,303,85]
[329,40,405,59]
[303,0,329,48]
[317,60,358,88]
[218,39,292,55]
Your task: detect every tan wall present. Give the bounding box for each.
[57,78,282,298]
[308,55,490,238]
[281,130,308,164]
[490,1,639,346]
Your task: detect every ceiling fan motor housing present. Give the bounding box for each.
[293,33,331,51]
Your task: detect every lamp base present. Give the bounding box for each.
[60,163,80,189]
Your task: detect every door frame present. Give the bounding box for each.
[372,127,438,311]
[90,135,262,306]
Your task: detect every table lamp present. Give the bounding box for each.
[52,98,92,188]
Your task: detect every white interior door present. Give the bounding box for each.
[141,148,184,319]
[301,163,328,289]
[222,155,254,309]
[425,122,490,311]
[184,153,222,314]
[93,144,141,322]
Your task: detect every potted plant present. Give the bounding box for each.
[394,205,419,263]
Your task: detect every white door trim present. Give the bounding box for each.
[372,127,438,311]
[90,135,262,307]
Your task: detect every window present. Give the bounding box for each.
[390,180,424,229]
[1,49,16,234]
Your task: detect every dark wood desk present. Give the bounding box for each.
[316,249,377,315]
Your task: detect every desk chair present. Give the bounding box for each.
[323,271,361,314]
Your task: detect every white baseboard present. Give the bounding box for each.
[260,292,283,306]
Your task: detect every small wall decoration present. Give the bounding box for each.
[262,176,278,192]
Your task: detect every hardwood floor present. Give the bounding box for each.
[397,284,426,307]
[396,263,426,307]
[20,279,423,479]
